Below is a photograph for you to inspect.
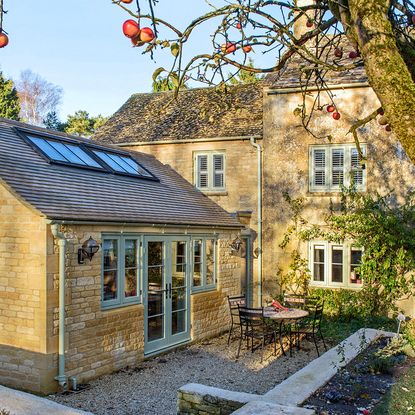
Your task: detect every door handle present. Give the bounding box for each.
[165,283,168,299]
[169,283,172,299]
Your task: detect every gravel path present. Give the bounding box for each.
[50,334,325,415]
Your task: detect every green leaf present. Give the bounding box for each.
[170,43,180,57]
[152,67,165,81]
[169,72,180,87]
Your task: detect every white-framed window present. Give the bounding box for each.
[102,235,142,308]
[309,144,366,192]
[309,241,363,288]
[191,237,217,291]
[194,151,225,191]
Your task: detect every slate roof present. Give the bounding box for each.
[93,82,263,144]
[0,118,241,228]
[265,41,368,89]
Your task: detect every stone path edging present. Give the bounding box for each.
[0,385,94,415]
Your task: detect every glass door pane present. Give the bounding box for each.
[171,241,187,335]
[147,241,165,342]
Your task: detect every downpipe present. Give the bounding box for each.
[250,137,263,307]
[51,223,67,389]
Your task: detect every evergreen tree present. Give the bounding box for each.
[43,111,65,131]
[64,110,108,137]
[0,71,20,120]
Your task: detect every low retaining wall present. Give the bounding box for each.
[177,383,258,415]
[177,328,396,415]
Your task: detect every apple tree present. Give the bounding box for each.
[112,0,415,163]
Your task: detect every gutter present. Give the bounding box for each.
[250,137,263,307]
[51,224,68,389]
[265,82,370,95]
[45,219,243,230]
[116,135,263,147]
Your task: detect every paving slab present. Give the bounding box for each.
[231,400,315,414]
[0,385,94,415]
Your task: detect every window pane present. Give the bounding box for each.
[124,268,137,297]
[48,141,86,165]
[351,148,363,185]
[67,144,102,168]
[313,149,326,187]
[213,154,223,171]
[332,149,344,186]
[27,136,68,161]
[313,246,325,282]
[124,239,138,298]
[331,246,343,283]
[103,239,118,270]
[214,173,224,188]
[350,248,363,284]
[125,239,137,268]
[108,153,136,174]
[148,241,163,266]
[173,241,186,288]
[103,270,118,301]
[314,150,325,168]
[193,240,202,287]
[206,239,215,285]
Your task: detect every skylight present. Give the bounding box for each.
[26,135,103,169]
[20,129,158,181]
[92,150,153,177]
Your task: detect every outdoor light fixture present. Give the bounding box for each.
[229,237,242,255]
[78,236,100,264]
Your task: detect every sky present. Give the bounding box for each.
[0,1,226,120]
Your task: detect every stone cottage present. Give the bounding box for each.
[95,56,415,318]
[0,117,242,393]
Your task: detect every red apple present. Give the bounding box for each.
[221,42,236,54]
[349,50,359,59]
[122,20,140,38]
[236,22,242,30]
[120,0,133,3]
[243,44,252,53]
[332,112,341,120]
[326,104,335,113]
[377,107,384,115]
[0,33,9,48]
[385,124,392,132]
[140,27,155,43]
[334,47,343,58]
[306,19,313,28]
[131,35,144,47]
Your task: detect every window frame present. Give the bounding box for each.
[309,144,366,192]
[101,234,143,309]
[309,241,363,289]
[193,151,226,192]
[191,237,218,293]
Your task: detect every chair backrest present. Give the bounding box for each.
[228,295,246,316]
[283,293,306,309]
[238,306,264,328]
[308,300,324,331]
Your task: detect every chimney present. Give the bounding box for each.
[293,0,316,39]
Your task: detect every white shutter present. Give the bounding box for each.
[313,149,326,186]
[213,154,224,188]
[350,148,363,185]
[197,155,208,188]
[331,149,344,186]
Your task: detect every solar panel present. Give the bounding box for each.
[92,150,153,177]
[26,135,103,169]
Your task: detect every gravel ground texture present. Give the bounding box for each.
[49,333,326,415]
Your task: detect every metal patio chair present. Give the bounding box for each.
[227,295,246,345]
[290,299,327,356]
[236,306,277,363]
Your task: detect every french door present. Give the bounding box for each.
[144,236,191,354]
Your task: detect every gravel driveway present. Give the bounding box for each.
[49,334,323,415]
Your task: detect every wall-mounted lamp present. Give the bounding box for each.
[229,237,242,255]
[78,237,100,264]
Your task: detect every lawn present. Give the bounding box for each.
[373,361,415,414]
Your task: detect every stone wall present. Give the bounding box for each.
[177,383,257,415]
[45,225,240,392]
[0,183,50,392]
